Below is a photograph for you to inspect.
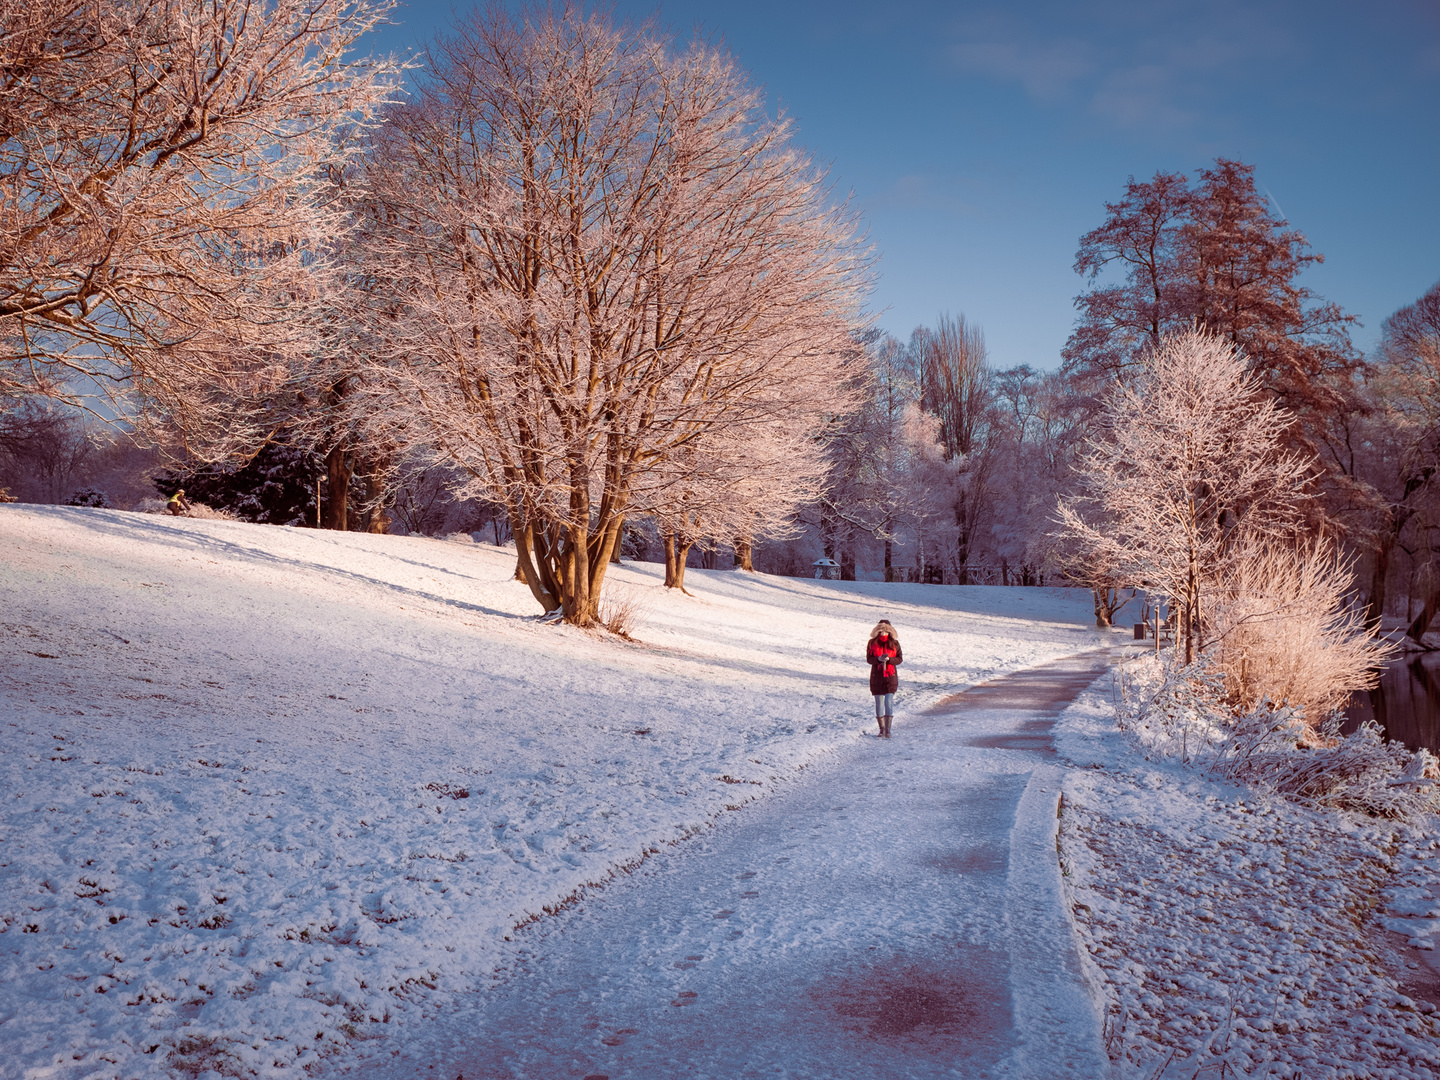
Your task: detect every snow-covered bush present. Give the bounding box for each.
[1217,717,1440,819]
[1207,538,1392,723]
[1116,654,1440,819]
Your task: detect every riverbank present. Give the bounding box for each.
[1055,664,1440,1079]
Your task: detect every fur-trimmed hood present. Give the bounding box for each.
[868,620,898,646]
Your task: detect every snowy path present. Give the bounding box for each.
[341,650,1116,1080]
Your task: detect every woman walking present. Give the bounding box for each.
[866,620,902,738]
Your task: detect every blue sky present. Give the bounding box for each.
[367,1,1440,370]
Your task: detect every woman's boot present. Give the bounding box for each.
[883,714,893,738]
[876,716,885,737]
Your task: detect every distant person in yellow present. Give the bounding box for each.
[165,490,192,516]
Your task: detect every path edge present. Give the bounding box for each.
[1007,760,1113,1080]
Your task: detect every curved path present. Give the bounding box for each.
[345,649,1117,1080]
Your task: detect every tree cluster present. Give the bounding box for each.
[3,1,1431,661]
[0,2,870,626]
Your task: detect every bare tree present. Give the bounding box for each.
[916,314,995,582]
[1056,328,1317,663]
[822,333,921,581]
[0,0,398,439]
[0,398,97,502]
[1374,281,1440,640]
[1064,160,1359,431]
[359,4,867,624]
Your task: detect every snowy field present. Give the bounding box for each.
[0,505,1102,1079]
[1054,665,1440,1080]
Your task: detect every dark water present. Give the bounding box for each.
[1344,652,1440,754]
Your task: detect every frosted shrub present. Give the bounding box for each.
[1115,654,1229,763]
[1118,654,1440,820]
[1207,539,1392,724]
[1216,717,1440,819]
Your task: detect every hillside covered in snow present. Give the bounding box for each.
[0,506,1102,1078]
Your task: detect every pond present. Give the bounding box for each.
[1343,652,1440,755]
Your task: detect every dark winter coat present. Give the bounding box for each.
[867,634,902,695]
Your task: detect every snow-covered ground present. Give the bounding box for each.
[1054,659,1440,1079]
[0,505,1102,1079]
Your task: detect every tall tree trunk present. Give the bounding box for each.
[1366,534,1395,630]
[324,444,353,531]
[955,502,972,586]
[663,531,678,586]
[883,529,893,583]
[610,519,625,564]
[734,536,753,572]
[840,548,855,581]
[358,456,391,534]
[663,531,694,592]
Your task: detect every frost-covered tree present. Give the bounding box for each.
[915,314,999,582]
[1057,328,1317,662]
[818,333,923,580]
[1207,537,1390,721]
[0,0,399,438]
[647,414,830,592]
[358,5,867,624]
[1365,281,1440,638]
[987,364,1087,585]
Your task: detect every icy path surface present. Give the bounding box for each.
[342,651,1116,1080]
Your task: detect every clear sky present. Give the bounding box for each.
[366,1,1440,370]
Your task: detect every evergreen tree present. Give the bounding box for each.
[156,442,325,526]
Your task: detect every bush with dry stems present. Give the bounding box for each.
[1206,538,1393,722]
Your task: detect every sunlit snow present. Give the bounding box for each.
[0,505,1101,1078]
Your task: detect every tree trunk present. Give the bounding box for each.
[324,444,354,531]
[358,456,391,534]
[1093,589,1112,628]
[1366,533,1396,630]
[1408,584,1440,646]
[840,548,855,581]
[883,536,893,582]
[503,485,627,626]
[663,532,693,591]
[610,519,625,564]
[663,532,678,586]
[734,536,753,572]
